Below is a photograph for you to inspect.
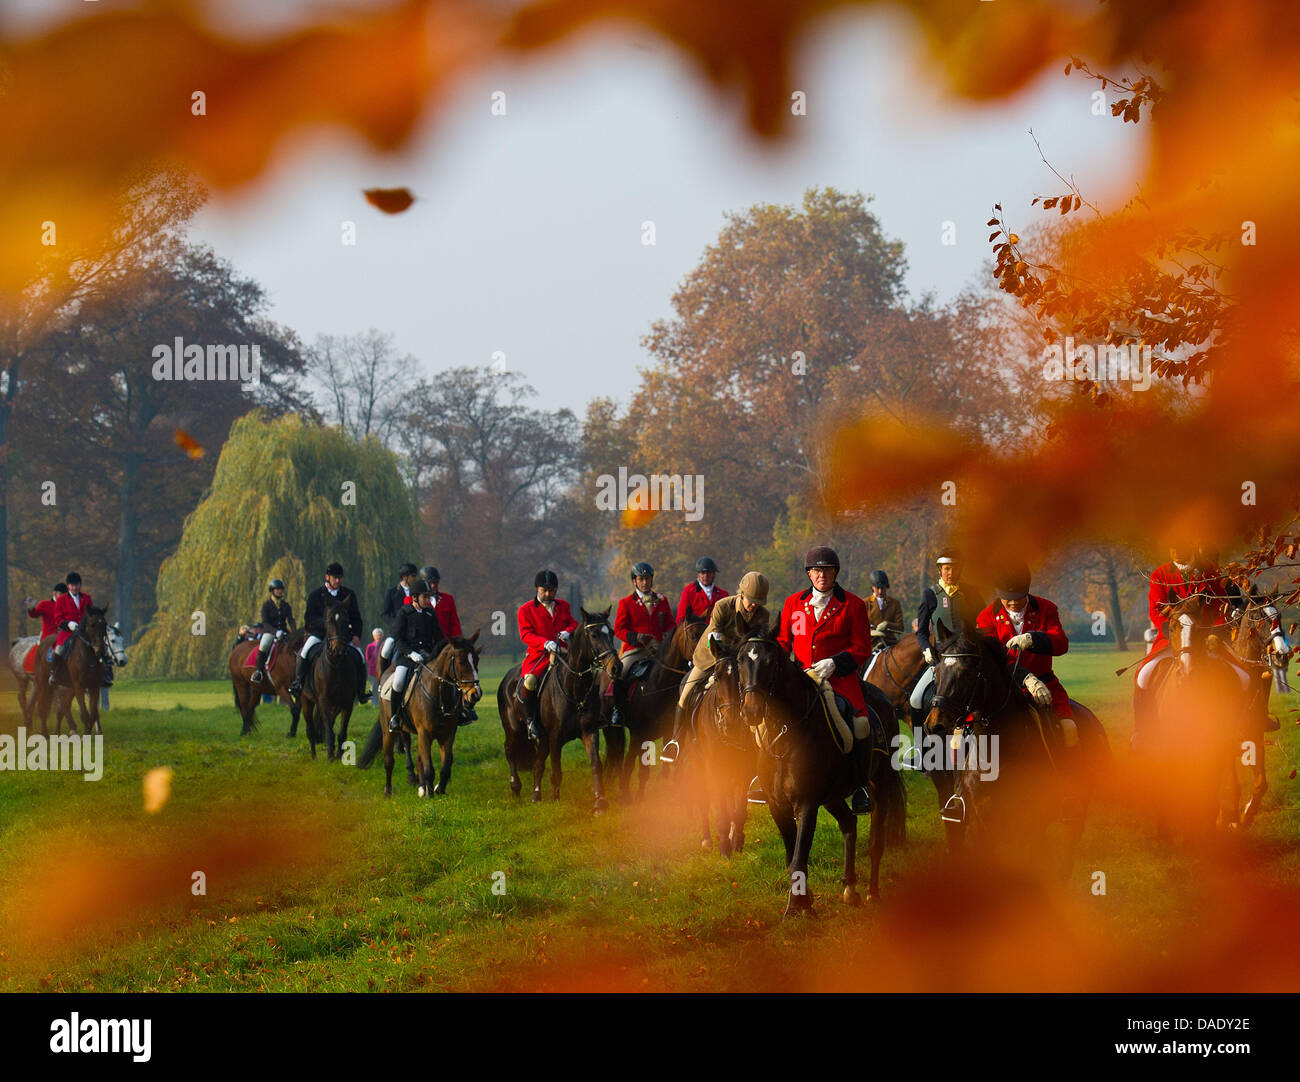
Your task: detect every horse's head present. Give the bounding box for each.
[925,629,1008,736]
[671,617,707,664]
[577,607,622,680]
[1159,591,1221,673]
[106,621,127,667]
[734,626,787,726]
[1231,587,1291,665]
[82,606,109,652]
[444,631,483,708]
[708,654,745,738]
[324,601,350,654]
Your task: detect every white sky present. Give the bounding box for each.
[7,0,1147,412]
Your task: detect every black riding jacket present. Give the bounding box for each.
[303,585,364,640]
[260,597,295,633]
[393,605,445,659]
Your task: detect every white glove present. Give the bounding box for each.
[545,640,558,653]
[1008,632,1035,651]
[923,647,934,665]
[408,651,423,663]
[1023,674,1052,705]
[811,658,836,680]
[68,621,79,632]
[875,621,889,632]
[557,630,570,642]
[275,629,285,640]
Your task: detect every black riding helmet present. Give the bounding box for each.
[268,578,286,592]
[870,570,889,589]
[398,562,418,578]
[53,582,68,594]
[420,565,440,584]
[631,561,655,580]
[695,556,718,573]
[535,569,558,589]
[410,579,432,598]
[325,562,345,578]
[803,547,839,571]
[66,571,82,585]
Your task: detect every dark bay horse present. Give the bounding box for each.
[298,601,362,762]
[735,629,907,916]
[926,628,1108,876]
[228,630,304,737]
[690,651,756,856]
[497,609,622,812]
[358,633,482,797]
[602,617,705,799]
[30,607,111,736]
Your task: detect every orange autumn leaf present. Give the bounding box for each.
[363,187,416,214]
[174,428,205,459]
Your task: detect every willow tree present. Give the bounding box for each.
[134,411,417,678]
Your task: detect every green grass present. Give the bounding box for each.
[1,644,1298,991]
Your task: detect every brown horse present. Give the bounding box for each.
[1140,592,1257,836]
[497,609,622,811]
[298,600,362,762]
[228,630,304,737]
[735,629,907,916]
[601,617,706,799]
[925,627,1108,877]
[29,607,111,736]
[358,633,482,797]
[689,651,756,856]
[861,634,927,722]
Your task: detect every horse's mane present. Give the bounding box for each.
[87,605,106,618]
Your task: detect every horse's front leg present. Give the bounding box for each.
[434,733,453,795]
[785,800,819,917]
[1242,743,1268,827]
[336,703,355,761]
[549,727,564,801]
[383,733,396,797]
[416,728,434,797]
[403,734,417,786]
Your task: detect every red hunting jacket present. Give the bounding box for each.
[28,599,61,640]
[776,585,872,714]
[976,596,1071,716]
[1146,561,1231,654]
[517,597,577,677]
[676,580,728,622]
[406,590,462,639]
[614,591,675,655]
[54,590,93,647]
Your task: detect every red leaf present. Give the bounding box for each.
[363,187,415,214]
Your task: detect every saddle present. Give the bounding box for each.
[603,657,653,696]
[380,665,420,713]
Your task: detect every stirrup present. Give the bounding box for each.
[746,776,767,805]
[850,787,872,815]
[250,669,265,684]
[660,738,681,764]
[940,792,966,824]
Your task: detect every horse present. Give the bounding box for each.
[297,600,363,762]
[497,609,622,812]
[1137,592,1265,835]
[689,650,756,856]
[1225,589,1292,826]
[601,617,706,799]
[734,628,907,916]
[29,606,111,736]
[228,629,304,737]
[925,627,1107,875]
[861,633,927,724]
[9,635,40,721]
[357,633,482,797]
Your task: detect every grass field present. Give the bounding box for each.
[2,643,1298,992]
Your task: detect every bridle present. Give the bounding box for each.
[735,635,820,759]
[929,640,1022,732]
[417,642,482,716]
[548,620,617,708]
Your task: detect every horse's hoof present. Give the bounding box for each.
[863,891,878,904]
[384,788,393,798]
[842,886,863,907]
[700,838,712,850]
[783,899,815,919]
[433,784,446,795]
[417,785,427,797]
[594,796,608,811]
[531,790,541,803]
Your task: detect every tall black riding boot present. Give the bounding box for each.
[388,686,404,733]
[288,650,310,694]
[250,647,269,684]
[525,689,543,742]
[610,678,627,727]
[849,746,872,814]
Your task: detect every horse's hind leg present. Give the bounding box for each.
[403,735,417,786]
[337,704,355,761]
[1242,754,1267,828]
[434,738,452,795]
[784,801,819,917]
[549,733,563,802]
[583,732,607,813]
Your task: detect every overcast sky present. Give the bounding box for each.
[9,0,1146,413]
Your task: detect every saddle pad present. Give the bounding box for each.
[241,641,281,670]
[379,666,418,710]
[22,644,37,674]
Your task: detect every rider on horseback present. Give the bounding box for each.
[250,578,295,684]
[910,548,984,719]
[49,572,96,687]
[387,580,447,732]
[774,546,876,815]
[517,569,578,741]
[676,556,729,622]
[610,561,675,727]
[975,563,1076,744]
[27,582,66,641]
[288,562,370,705]
[417,566,471,720]
[377,561,420,673]
[661,570,770,764]
[867,569,904,654]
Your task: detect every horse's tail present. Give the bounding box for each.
[873,752,907,847]
[357,719,383,769]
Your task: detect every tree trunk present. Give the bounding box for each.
[0,397,10,645]
[1104,553,1128,652]
[115,448,141,639]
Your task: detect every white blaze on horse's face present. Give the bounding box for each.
[943,656,959,667]
[747,647,760,662]
[1178,613,1195,672]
